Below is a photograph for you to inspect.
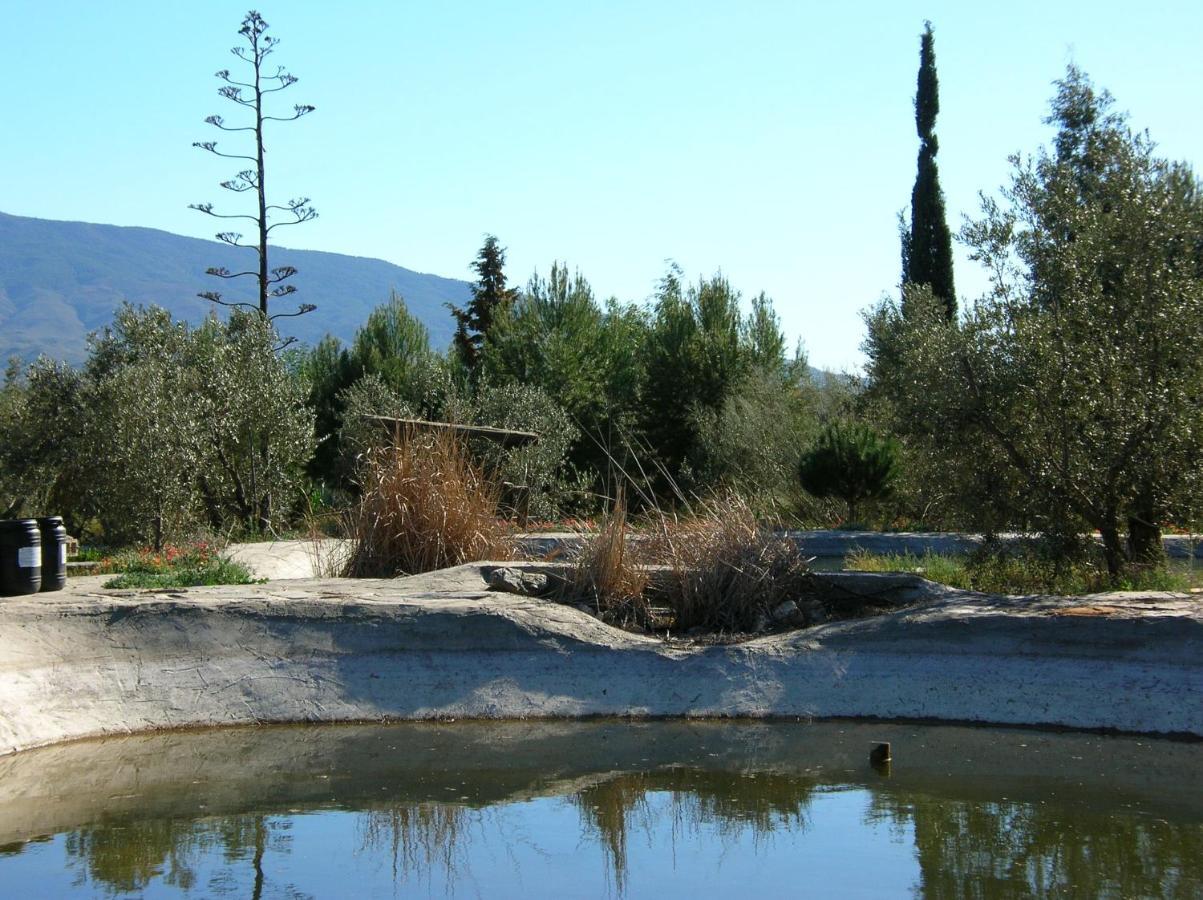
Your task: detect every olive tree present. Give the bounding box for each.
[0,358,90,524]
[186,311,313,532]
[865,68,1203,576]
[13,305,314,545]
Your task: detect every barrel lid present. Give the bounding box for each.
[36,516,64,527]
[0,518,39,529]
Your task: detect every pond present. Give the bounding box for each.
[0,721,1199,898]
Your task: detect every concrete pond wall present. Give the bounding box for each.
[224,531,1203,582]
[1,563,1200,756]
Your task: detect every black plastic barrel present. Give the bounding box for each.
[37,516,67,592]
[0,519,42,596]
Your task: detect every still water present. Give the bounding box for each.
[0,721,1199,898]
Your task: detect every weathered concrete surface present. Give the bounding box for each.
[224,538,348,580]
[2,565,1200,756]
[225,531,1203,581]
[786,530,1203,559]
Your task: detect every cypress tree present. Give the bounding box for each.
[902,22,956,319]
[449,235,518,376]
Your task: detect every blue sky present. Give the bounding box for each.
[4,1,1201,370]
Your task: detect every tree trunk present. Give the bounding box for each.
[197,476,224,531]
[1126,513,1164,567]
[257,437,272,534]
[1098,522,1125,579]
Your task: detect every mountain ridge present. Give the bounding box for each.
[0,210,468,365]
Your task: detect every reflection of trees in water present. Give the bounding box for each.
[358,803,471,886]
[573,769,817,896]
[51,769,1203,899]
[869,792,1203,899]
[63,814,295,898]
[65,819,200,894]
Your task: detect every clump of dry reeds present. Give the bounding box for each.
[568,491,812,634]
[566,490,649,625]
[343,429,513,577]
[648,494,812,632]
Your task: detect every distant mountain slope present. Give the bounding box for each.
[0,211,467,365]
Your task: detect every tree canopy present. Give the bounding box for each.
[867,67,1203,574]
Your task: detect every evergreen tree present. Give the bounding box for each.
[798,422,900,525]
[901,21,956,318]
[481,262,647,479]
[450,235,518,376]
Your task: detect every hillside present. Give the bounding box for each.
[0,211,467,365]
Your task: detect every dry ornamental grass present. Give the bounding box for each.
[647,495,813,632]
[565,490,650,625]
[571,493,813,633]
[343,430,513,578]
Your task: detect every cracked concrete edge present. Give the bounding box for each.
[1,564,1201,755]
[223,532,1203,581]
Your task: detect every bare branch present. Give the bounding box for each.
[269,302,317,321]
[190,203,258,222]
[204,115,255,132]
[205,266,259,279]
[219,171,259,192]
[200,290,261,312]
[260,80,300,95]
[267,265,297,283]
[193,142,257,162]
[217,85,256,107]
[266,215,315,233]
[215,70,256,89]
[263,105,315,122]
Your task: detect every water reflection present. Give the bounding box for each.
[63,816,282,896]
[870,793,1203,899]
[0,721,1198,897]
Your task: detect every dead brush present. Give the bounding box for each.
[647,494,812,632]
[343,428,513,577]
[566,490,650,626]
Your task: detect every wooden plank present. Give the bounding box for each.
[365,415,540,448]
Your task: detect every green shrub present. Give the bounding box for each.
[798,422,899,525]
[101,540,259,589]
[846,540,1193,595]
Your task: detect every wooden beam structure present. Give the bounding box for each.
[366,415,540,448]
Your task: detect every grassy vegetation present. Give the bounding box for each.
[647,495,813,631]
[846,547,1197,595]
[100,540,259,589]
[570,494,812,632]
[342,430,513,578]
[566,490,650,626]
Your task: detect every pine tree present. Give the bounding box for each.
[901,21,956,319]
[449,235,518,376]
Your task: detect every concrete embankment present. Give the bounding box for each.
[224,531,1203,581]
[1,564,1200,755]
